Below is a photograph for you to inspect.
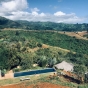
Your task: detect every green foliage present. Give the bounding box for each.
[37,43,42,47]
[29,40,37,48]
[1,69,6,77]
[78,85,88,88]
[48,58,57,67]
[17,21,88,31]
[38,56,48,67]
[74,65,87,74]
[0,16,22,29]
[19,53,34,70]
[0,30,88,72]
[15,31,20,36]
[20,58,32,70]
[13,68,21,72]
[0,45,21,70]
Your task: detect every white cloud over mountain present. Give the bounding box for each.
[0,0,86,23]
[54,11,66,16]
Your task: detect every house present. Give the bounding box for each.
[54,61,74,72]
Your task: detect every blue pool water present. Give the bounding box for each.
[14,68,56,77]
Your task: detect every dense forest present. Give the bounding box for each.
[0,16,88,32]
[0,30,88,76]
[17,21,88,32]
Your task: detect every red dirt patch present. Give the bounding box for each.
[0,84,25,88]
[0,82,69,88]
[29,83,69,88]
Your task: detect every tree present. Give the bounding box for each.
[74,65,87,75]
[37,43,42,47]
[52,57,57,65]
[38,56,48,67]
[20,58,32,70]
[15,31,20,36]
[20,53,33,70]
[1,70,5,77]
[0,46,21,70]
[48,57,57,67]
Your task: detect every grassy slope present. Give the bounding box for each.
[0,30,88,87]
[59,31,88,40]
[0,73,88,88]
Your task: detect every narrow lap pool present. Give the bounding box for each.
[14,68,56,77]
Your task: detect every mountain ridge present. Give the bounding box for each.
[0,16,88,31]
[0,16,22,29]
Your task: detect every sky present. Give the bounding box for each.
[0,0,88,23]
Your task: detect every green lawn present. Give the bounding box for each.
[0,72,54,86]
[0,72,88,88]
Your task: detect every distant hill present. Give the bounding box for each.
[16,20,88,31]
[0,16,88,31]
[0,16,22,29]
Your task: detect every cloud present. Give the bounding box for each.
[40,13,46,16]
[0,0,28,12]
[31,8,40,12]
[0,0,86,23]
[31,8,40,16]
[54,11,66,16]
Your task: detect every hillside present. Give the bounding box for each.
[15,20,88,31]
[0,30,88,87]
[0,16,88,32]
[0,30,88,74]
[59,31,88,40]
[0,16,22,29]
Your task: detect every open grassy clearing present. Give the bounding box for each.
[0,72,54,86]
[2,29,88,40]
[1,72,88,88]
[59,31,88,40]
